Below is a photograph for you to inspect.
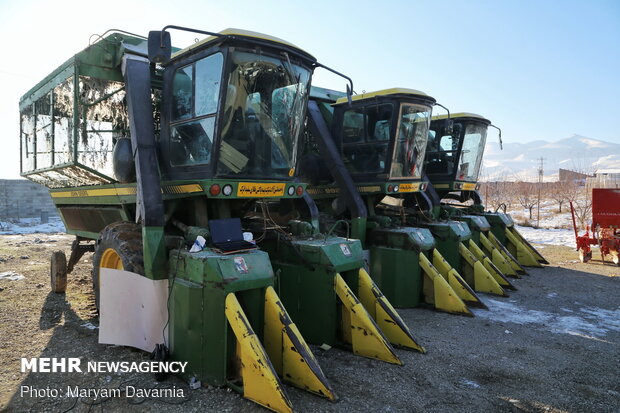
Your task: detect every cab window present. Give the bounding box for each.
[341,104,392,174]
[170,53,223,166]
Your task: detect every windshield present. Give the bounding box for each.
[217,50,311,179]
[456,122,487,181]
[390,104,431,179]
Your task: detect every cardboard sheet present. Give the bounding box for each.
[99,269,169,352]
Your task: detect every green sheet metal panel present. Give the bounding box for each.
[267,237,365,345]
[422,221,471,270]
[365,226,434,308]
[168,248,274,386]
[369,246,423,307]
[169,277,204,381]
[482,212,513,245]
[458,215,491,245]
[276,262,337,345]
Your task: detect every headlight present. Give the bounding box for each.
[222,184,233,196]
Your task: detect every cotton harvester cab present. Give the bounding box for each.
[300,87,516,317]
[18,26,355,413]
[427,113,548,268]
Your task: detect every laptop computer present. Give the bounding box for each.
[208,218,257,253]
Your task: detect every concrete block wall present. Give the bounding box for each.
[0,179,58,219]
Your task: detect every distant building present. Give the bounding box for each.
[558,168,592,182]
[595,168,620,178]
[587,169,620,189]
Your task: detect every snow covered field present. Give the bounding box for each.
[0,217,65,235]
[504,199,576,229]
[473,298,620,339]
[515,224,575,248]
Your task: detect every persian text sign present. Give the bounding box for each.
[398,183,421,192]
[237,182,286,197]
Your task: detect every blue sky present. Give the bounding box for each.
[0,0,618,178]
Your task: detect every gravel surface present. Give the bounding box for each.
[1,235,618,413]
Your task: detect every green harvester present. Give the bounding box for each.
[299,86,516,316]
[427,113,548,269]
[19,27,426,413]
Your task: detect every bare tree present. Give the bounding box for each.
[563,179,583,206]
[515,181,539,220]
[548,182,566,213]
[481,180,516,212]
[481,181,500,211]
[568,158,596,178]
[500,180,516,210]
[572,196,592,229]
[564,180,592,229]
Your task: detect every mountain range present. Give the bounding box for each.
[481,134,620,181]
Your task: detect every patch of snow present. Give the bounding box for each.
[515,225,575,247]
[0,271,24,281]
[461,379,481,389]
[0,217,65,235]
[81,322,98,330]
[547,292,558,298]
[550,316,609,337]
[579,138,609,149]
[473,299,620,338]
[579,308,620,331]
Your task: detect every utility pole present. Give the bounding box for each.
[537,157,544,227]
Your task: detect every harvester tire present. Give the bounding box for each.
[92,222,144,311]
[50,251,67,293]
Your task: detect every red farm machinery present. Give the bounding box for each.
[570,188,620,265]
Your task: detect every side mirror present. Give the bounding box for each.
[148,31,172,64]
[346,83,353,106]
[490,124,503,150]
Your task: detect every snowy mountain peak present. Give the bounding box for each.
[481,135,620,181]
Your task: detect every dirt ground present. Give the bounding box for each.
[0,234,618,413]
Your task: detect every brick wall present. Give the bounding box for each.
[0,179,58,219]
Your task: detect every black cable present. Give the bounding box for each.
[163,240,184,348]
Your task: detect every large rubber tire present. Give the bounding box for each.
[92,222,144,311]
[50,251,67,293]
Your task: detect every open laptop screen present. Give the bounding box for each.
[209,218,244,244]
